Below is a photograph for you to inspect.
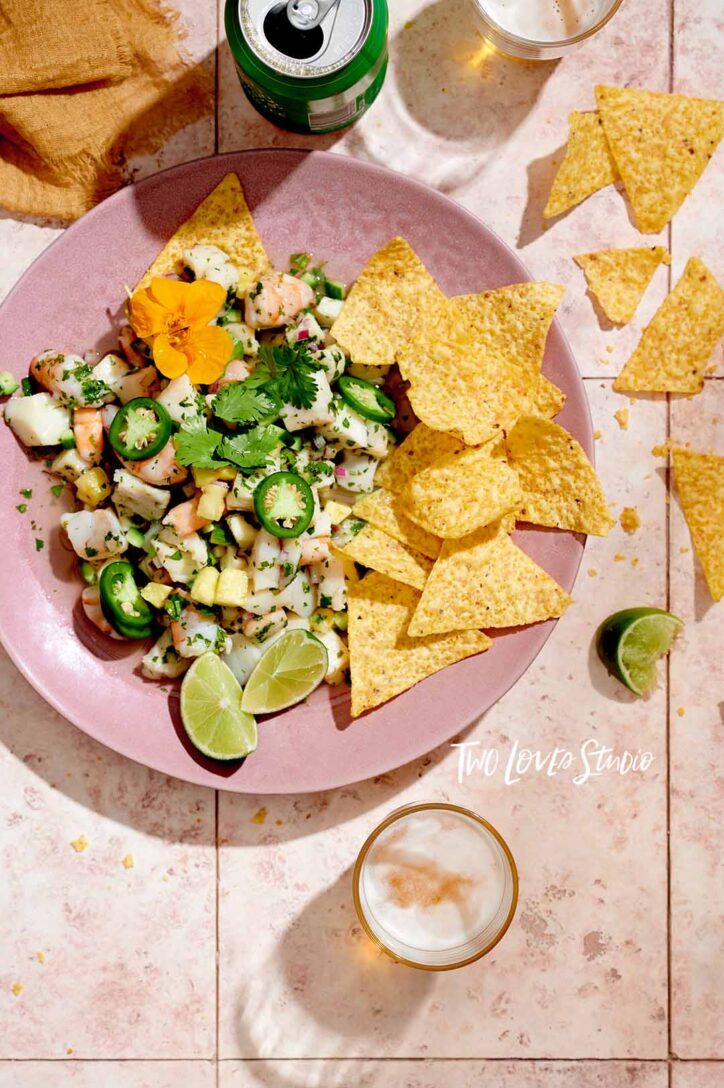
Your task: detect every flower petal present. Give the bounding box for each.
[184,280,228,329]
[153,334,189,379]
[149,277,192,313]
[185,325,233,385]
[129,289,167,338]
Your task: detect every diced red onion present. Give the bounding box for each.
[335,466,348,478]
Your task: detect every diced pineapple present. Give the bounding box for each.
[214,569,249,608]
[226,514,256,551]
[76,467,111,508]
[192,465,237,488]
[190,567,219,607]
[324,500,352,526]
[140,582,172,608]
[196,482,227,521]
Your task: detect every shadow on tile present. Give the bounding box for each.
[231,868,433,1073]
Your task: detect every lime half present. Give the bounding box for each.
[597,608,684,696]
[180,652,257,760]
[241,630,328,715]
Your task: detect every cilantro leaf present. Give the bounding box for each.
[173,419,229,469]
[212,381,280,426]
[219,424,284,471]
[257,342,322,410]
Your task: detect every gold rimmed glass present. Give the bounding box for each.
[352,803,519,971]
[469,0,625,61]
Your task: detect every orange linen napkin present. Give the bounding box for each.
[0,0,213,221]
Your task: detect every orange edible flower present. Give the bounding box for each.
[129,278,233,384]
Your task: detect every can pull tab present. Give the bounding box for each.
[286,0,340,32]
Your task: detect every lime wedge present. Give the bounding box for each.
[241,629,328,715]
[597,607,684,695]
[180,652,257,760]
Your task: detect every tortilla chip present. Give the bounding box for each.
[449,282,565,383]
[543,111,619,219]
[531,373,566,419]
[404,331,533,447]
[402,439,523,540]
[506,417,615,536]
[595,85,724,233]
[353,488,442,559]
[613,257,724,394]
[574,247,671,324]
[408,519,573,636]
[338,525,432,590]
[135,173,271,292]
[374,424,464,494]
[330,237,445,369]
[672,448,724,601]
[347,573,491,716]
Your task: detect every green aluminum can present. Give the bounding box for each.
[225,0,388,134]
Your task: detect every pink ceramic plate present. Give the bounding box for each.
[0,150,591,793]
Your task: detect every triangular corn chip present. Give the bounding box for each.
[614,257,724,394]
[338,525,432,590]
[347,573,491,716]
[449,282,565,383]
[374,423,464,495]
[331,238,445,370]
[135,173,271,292]
[408,519,572,636]
[403,439,522,540]
[544,111,619,219]
[574,246,670,324]
[506,417,614,536]
[672,447,724,601]
[595,85,724,233]
[353,488,442,559]
[530,373,566,419]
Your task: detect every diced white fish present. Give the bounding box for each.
[279,569,316,616]
[223,632,265,686]
[91,354,131,398]
[115,366,159,404]
[223,322,258,358]
[113,468,171,521]
[279,370,334,432]
[314,627,349,684]
[335,450,378,493]
[316,345,346,382]
[242,609,287,642]
[313,554,346,612]
[184,244,240,292]
[5,393,71,447]
[142,629,190,679]
[30,351,113,407]
[286,312,324,346]
[251,529,281,592]
[155,374,202,427]
[61,509,127,560]
[171,607,229,658]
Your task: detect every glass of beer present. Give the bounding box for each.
[469,0,624,60]
[352,803,518,970]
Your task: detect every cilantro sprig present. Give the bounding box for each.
[173,418,284,474]
[212,382,281,426]
[256,342,323,411]
[173,418,226,469]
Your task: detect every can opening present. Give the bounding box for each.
[263,3,324,58]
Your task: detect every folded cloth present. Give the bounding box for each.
[0,0,212,220]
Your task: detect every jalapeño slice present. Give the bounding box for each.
[253,471,314,539]
[109,397,171,461]
[98,561,154,639]
[338,374,395,424]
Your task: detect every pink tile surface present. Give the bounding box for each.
[0,650,216,1058]
[219,1060,668,1087]
[1,0,723,1072]
[669,383,724,1060]
[0,1062,214,1088]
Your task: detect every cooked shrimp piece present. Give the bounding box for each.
[81,585,125,640]
[73,407,103,464]
[122,438,188,486]
[163,498,210,537]
[31,351,111,407]
[101,403,119,431]
[245,273,315,329]
[242,609,287,642]
[300,536,330,565]
[141,629,190,679]
[61,509,127,560]
[171,607,229,658]
[118,324,150,368]
[216,358,255,388]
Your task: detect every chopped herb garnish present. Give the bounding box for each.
[219,424,284,471]
[51,484,64,498]
[173,418,229,469]
[35,538,45,551]
[20,488,32,498]
[16,504,27,513]
[212,382,280,426]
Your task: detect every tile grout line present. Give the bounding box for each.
[4,1058,723,1065]
[666,2,675,1083]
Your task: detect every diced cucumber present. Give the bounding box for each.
[21,377,33,397]
[80,560,98,585]
[60,430,77,449]
[324,278,347,301]
[315,297,344,326]
[125,526,146,549]
[0,371,20,396]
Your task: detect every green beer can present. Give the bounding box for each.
[225,0,388,134]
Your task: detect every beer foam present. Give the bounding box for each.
[361,809,506,952]
[479,0,609,42]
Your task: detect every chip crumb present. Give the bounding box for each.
[614,408,629,430]
[275,818,284,827]
[606,344,614,353]
[11,982,22,996]
[122,854,134,870]
[679,545,690,554]
[620,506,641,533]
[35,951,45,964]
[613,553,626,562]
[652,442,671,458]
[676,706,686,717]
[631,557,640,567]
[600,358,609,365]
[69,835,88,853]
[251,807,267,825]
[66,1048,73,1055]
[593,429,602,440]
[587,568,598,577]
